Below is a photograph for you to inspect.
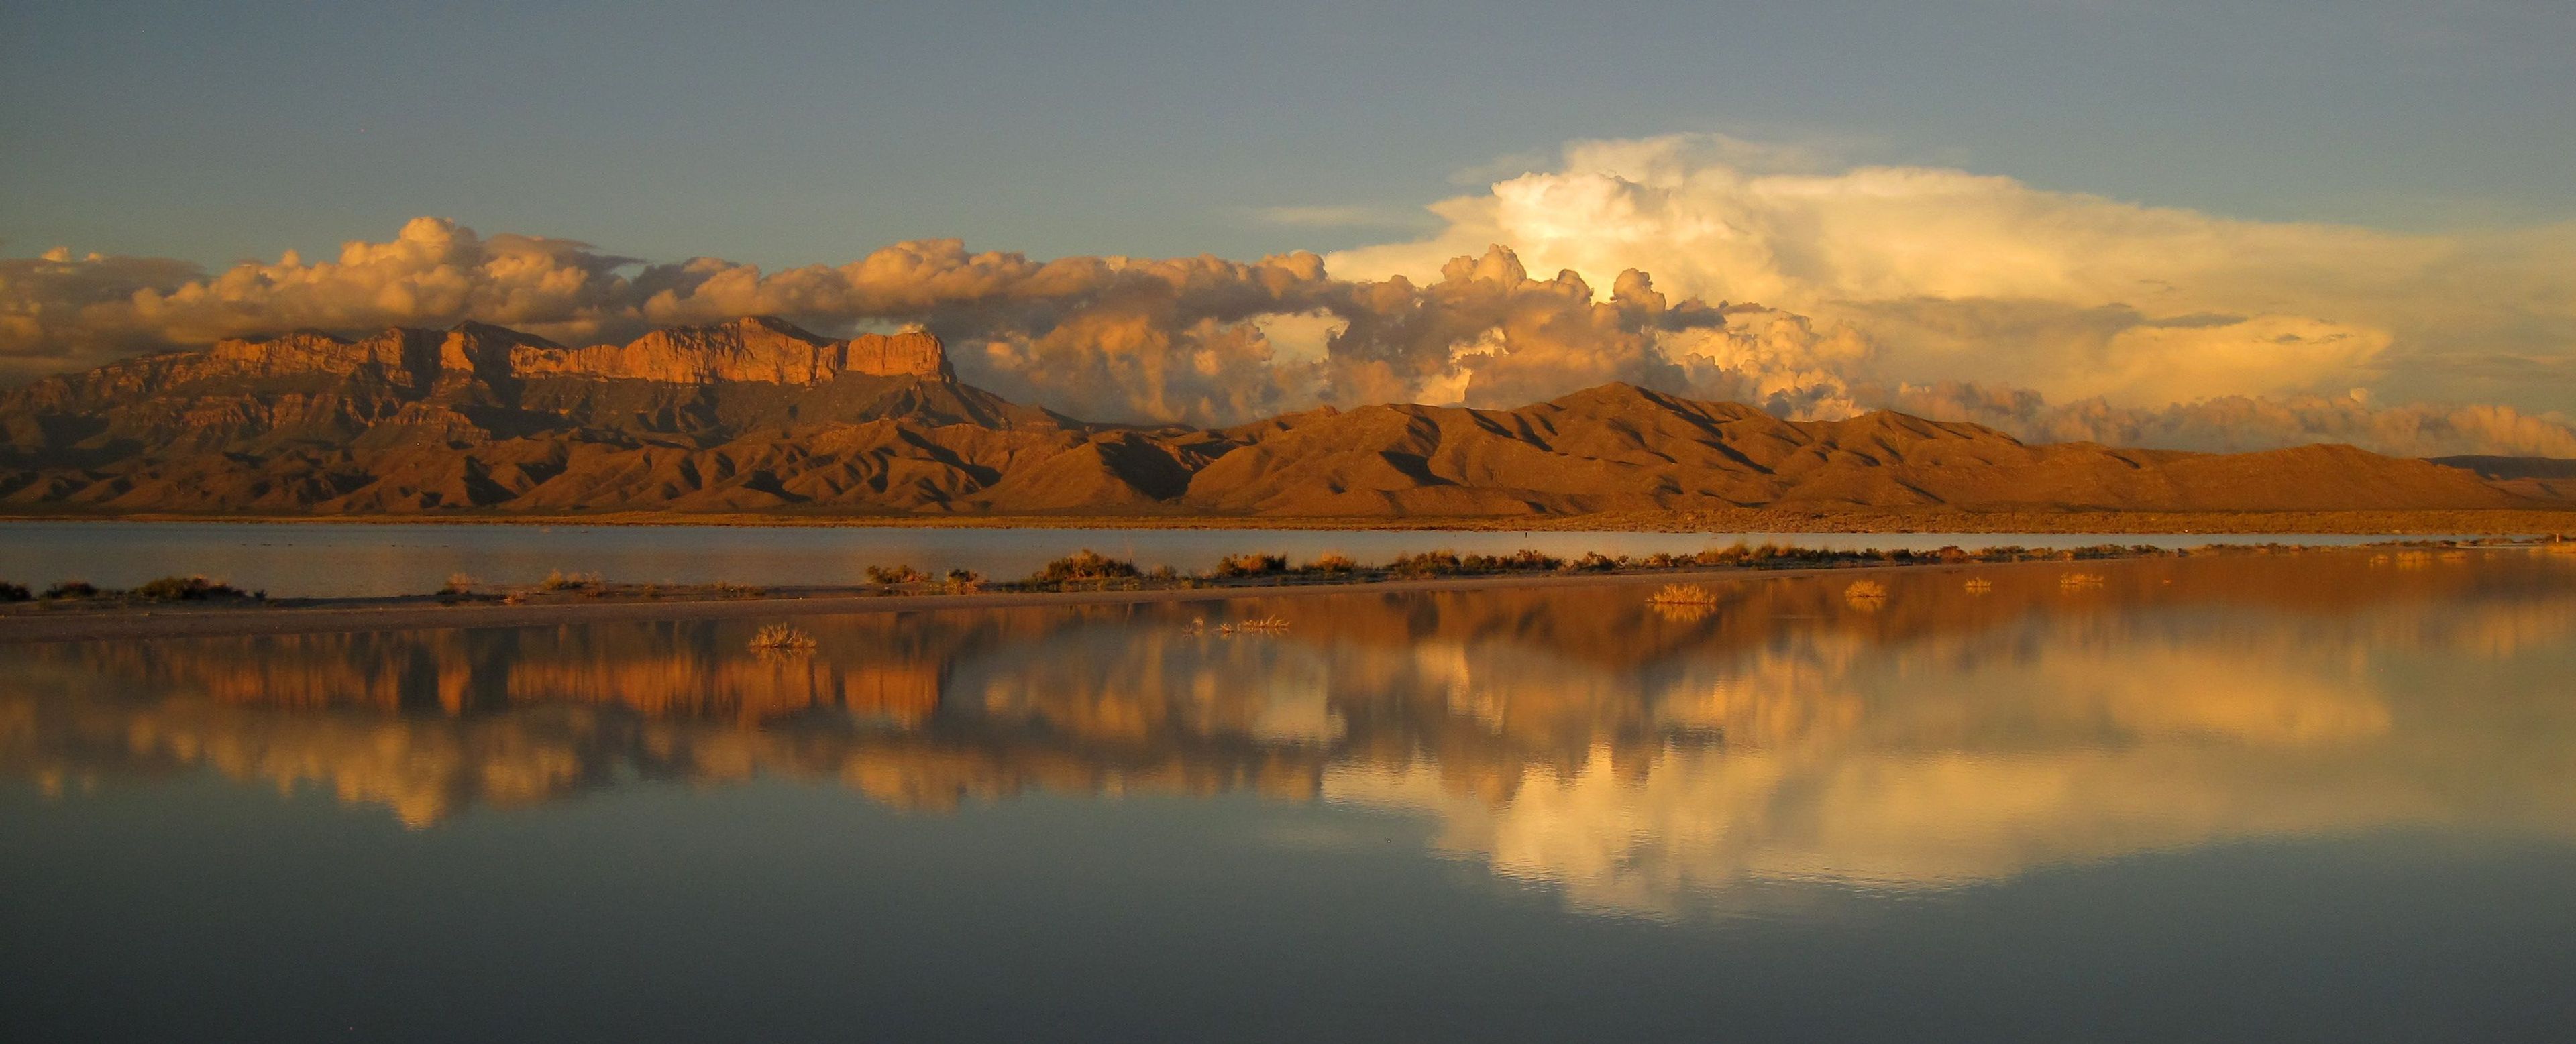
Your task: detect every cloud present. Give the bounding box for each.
[0,218,1723,428]
[8,132,2576,459]
[1331,133,2576,412]
[1875,381,2576,458]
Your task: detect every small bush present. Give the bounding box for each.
[133,575,245,601]
[866,564,930,585]
[1386,550,1462,576]
[945,568,983,589]
[1570,552,1622,572]
[1032,550,1140,584]
[541,569,598,591]
[441,572,476,595]
[1489,549,1563,572]
[1211,553,1289,578]
[1694,542,1753,567]
[1386,548,1564,577]
[1305,553,1357,574]
[0,581,28,602]
[43,581,100,600]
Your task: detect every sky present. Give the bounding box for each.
[4,0,2574,455]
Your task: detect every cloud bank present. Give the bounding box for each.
[6,134,2574,457]
[1334,133,2576,412]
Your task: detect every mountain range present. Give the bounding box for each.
[0,316,2558,518]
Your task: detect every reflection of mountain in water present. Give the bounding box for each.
[7,550,2575,913]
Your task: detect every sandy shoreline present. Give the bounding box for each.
[0,560,1989,644]
[3,508,2572,534]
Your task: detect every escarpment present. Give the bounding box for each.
[0,317,2555,517]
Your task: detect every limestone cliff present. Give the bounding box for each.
[170,314,955,389]
[510,316,953,384]
[0,316,2556,517]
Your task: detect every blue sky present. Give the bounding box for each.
[6,0,2571,268]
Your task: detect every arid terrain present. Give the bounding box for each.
[5,316,2569,523]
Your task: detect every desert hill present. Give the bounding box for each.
[2430,455,2576,504]
[0,316,2548,517]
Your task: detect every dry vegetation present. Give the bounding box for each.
[5,536,2556,634]
[0,575,258,606]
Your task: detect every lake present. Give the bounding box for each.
[5,548,2575,1041]
[0,520,2455,597]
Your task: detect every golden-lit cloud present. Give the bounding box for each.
[8,131,2575,455]
[1332,133,2576,407]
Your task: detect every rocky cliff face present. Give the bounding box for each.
[171,315,956,390]
[513,316,953,385]
[0,316,2554,517]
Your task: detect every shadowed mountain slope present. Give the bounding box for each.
[0,317,2547,517]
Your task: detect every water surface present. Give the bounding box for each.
[5,548,2574,1041]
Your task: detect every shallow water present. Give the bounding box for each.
[0,519,2453,597]
[6,548,2575,1041]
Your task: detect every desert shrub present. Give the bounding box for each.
[0,581,28,602]
[1386,549,1562,577]
[866,564,930,585]
[1473,549,1562,572]
[541,569,598,591]
[1843,579,1889,604]
[712,581,765,598]
[43,581,100,600]
[1570,552,1622,572]
[1694,542,1770,566]
[1385,550,1463,576]
[1211,553,1289,578]
[133,575,244,601]
[1032,550,1141,584]
[944,568,983,588]
[440,573,476,595]
[1305,553,1357,574]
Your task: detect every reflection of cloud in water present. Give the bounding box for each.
[1328,601,2576,917]
[5,551,2575,911]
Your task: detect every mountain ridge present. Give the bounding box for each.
[0,316,2553,518]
